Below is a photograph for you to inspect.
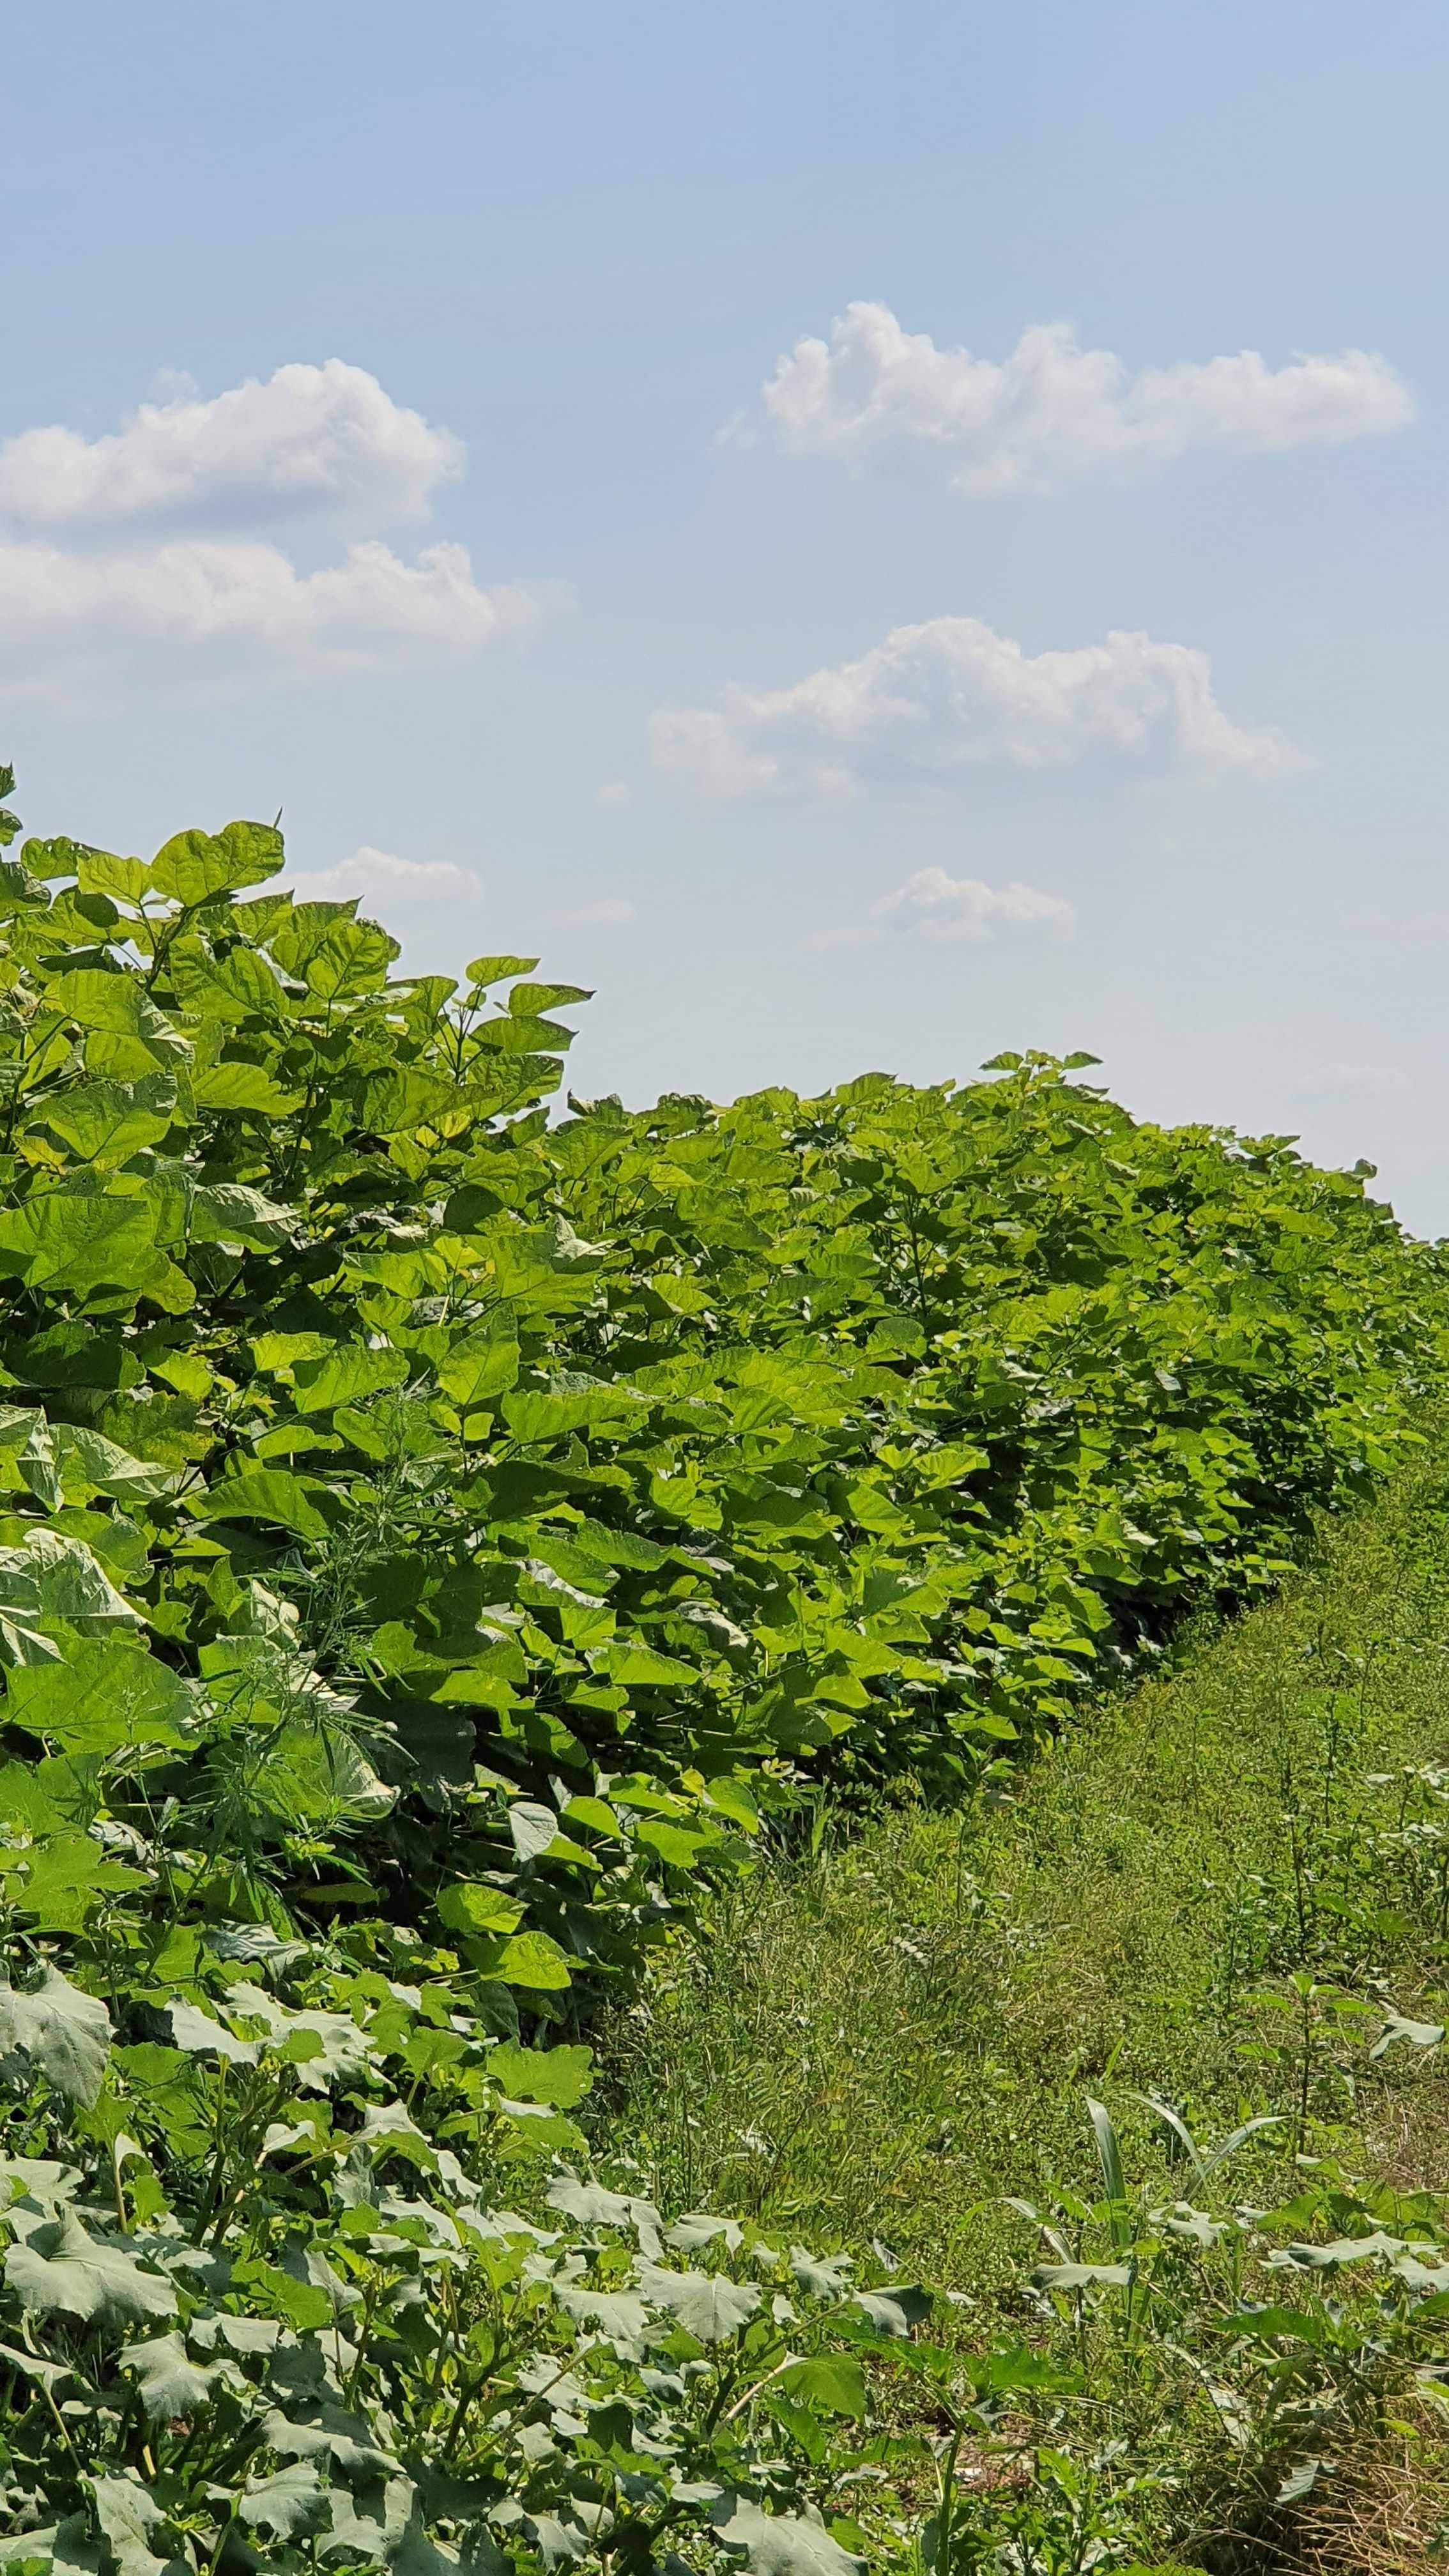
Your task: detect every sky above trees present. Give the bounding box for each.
[4,0,1446,1222]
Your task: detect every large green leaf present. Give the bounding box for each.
[262,2403,397,2479]
[778,2356,867,2417]
[162,2001,260,2066]
[547,2176,660,2239]
[24,1078,176,1169]
[43,967,148,1034]
[190,1060,298,1112]
[466,953,538,986]
[436,1337,519,1409]
[292,1344,409,1414]
[636,2262,762,2342]
[119,2331,230,2421]
[224,1985,374,2085]
[6,2209,176,2325]
[506,981,592,1016]
[591,1642,697,1686]
[506,1800,562,1864]
[554,2282,651,2347]
[272,910,399,999]
[0,1529,142,1650]
[238,2466,332,2543]
[191,1468,334,1540]
[188,1182,296,1250]
[488,2042,593,2107]
[494,1931,572,1991]
[3,1645,194,1753]
[75,849,150,905]
[91,2478,179,2576]
[323,2481,416,2566]
[850,2285,933,2337]
[56,1426,178,1504]
[149,820,285,905]
[0,1966,112,2104]
[435,1882,524,1940]
[358,1070,466,1135]
[0,1195,192,1310]
[711,2501,866,2574]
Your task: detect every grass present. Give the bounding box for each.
[598,1415,1449,2306]
[589,1423,1449,2569]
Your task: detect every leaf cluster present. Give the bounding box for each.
[0,1932,930,2575]
[0,780,1441,2568]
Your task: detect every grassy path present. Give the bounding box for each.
[601,1418,1449,2303]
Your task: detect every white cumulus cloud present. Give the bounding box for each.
[0,535,553,680]
[871,866,1073,942]
[0,360,463,537]
[0,363,563,688]
[746,303,1414,494]
[286,845,474,902]
[650,615,1285,798]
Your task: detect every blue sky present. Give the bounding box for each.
[5,1,1446,1222]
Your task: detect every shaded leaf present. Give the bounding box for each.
[91,2479,178,2576]
[636,2262,762,2342]
[712,2499,865,2574]
[119,2332,228,2422]
[6,2209,176,2325]
[239,2465,331,2543]
[0,1967,112,2105]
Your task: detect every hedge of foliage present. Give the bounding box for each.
[0,778,1440,2573]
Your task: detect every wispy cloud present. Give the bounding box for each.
[652,615,1287,798]
[1294,1062,1409,1100]
[285,845,474,902]
[739,303,1413,496]
[559,896,636,926]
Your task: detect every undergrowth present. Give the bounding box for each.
[604,1418,1449,2565]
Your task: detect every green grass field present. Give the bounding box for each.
[604,1411,1449,2296]
[588,1421,1449,2566]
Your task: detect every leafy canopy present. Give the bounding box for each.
[0,767,1440,2572]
